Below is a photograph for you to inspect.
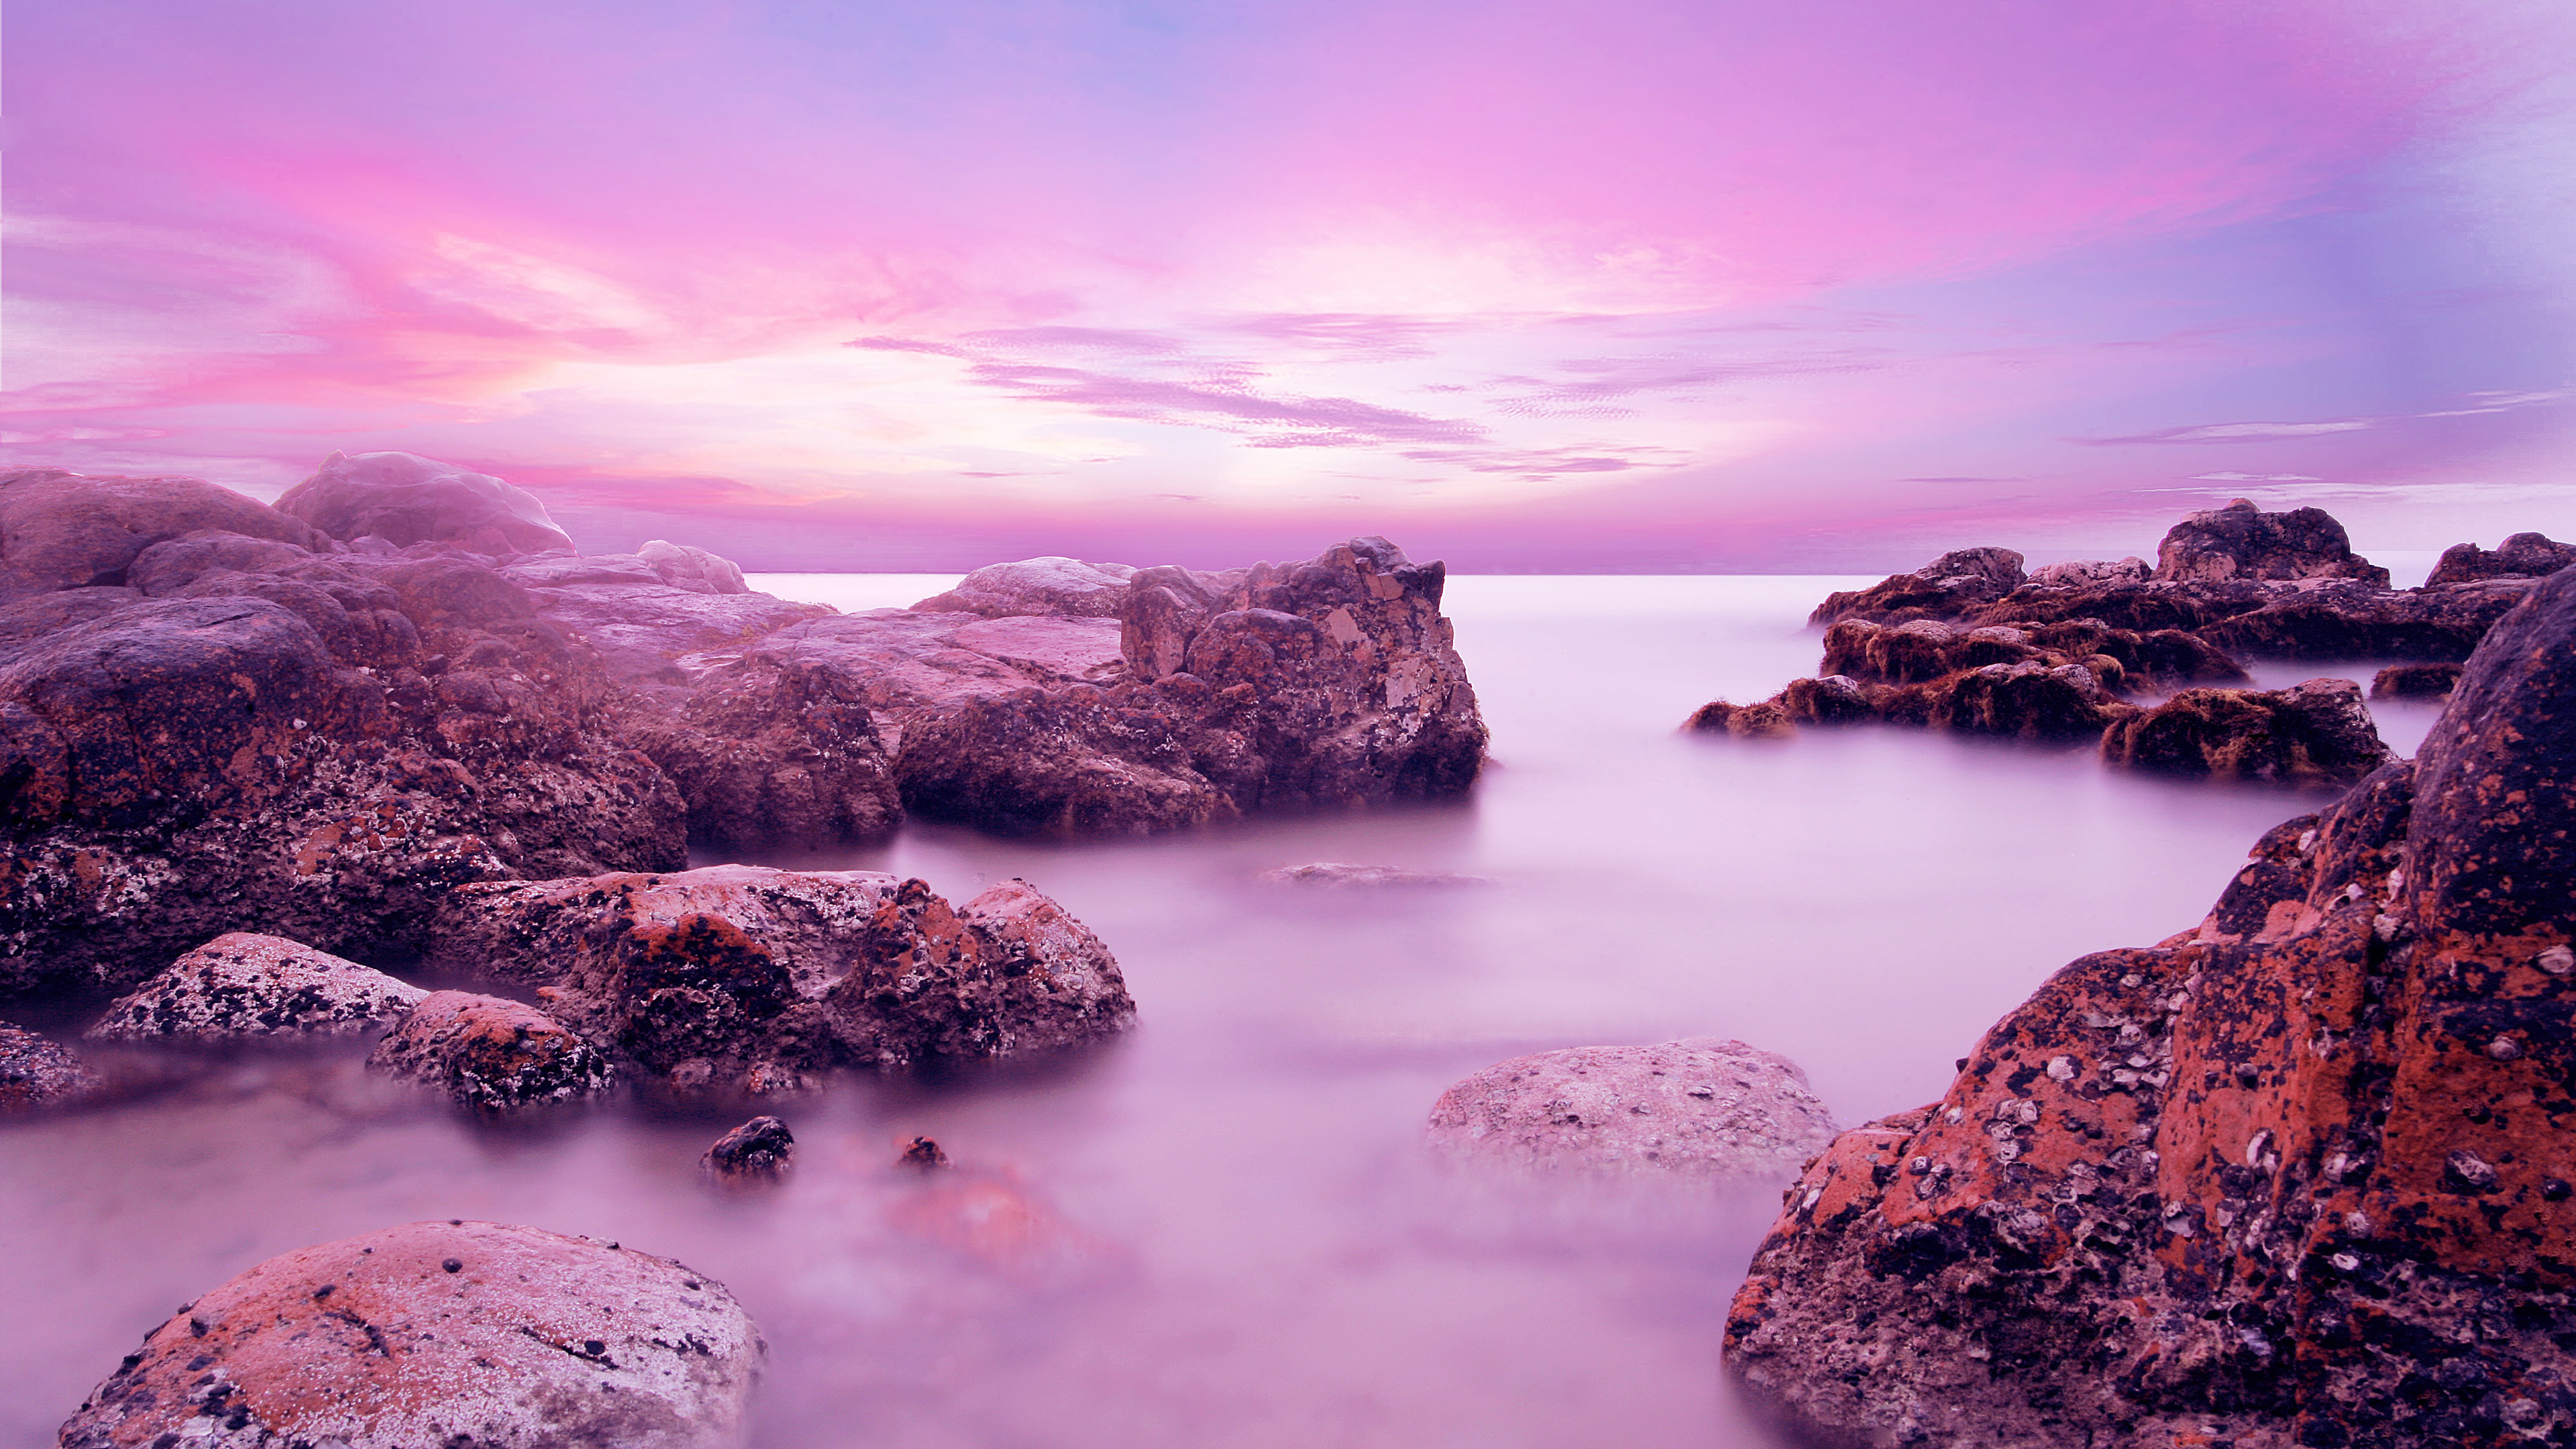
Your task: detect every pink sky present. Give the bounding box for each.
[7,0,2576,570]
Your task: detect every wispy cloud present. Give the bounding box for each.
[2080,419,2374,445]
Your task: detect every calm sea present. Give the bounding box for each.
[0,575,2448,1448]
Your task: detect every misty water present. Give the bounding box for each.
[0,575,2451,1449]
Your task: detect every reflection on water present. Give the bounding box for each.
[0,576,2422,1449]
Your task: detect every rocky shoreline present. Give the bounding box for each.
[1691,500,2572,790]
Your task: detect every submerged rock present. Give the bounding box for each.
[0,1022,102,1110]
[2371,661,2461,700]
[368,991,616,1110]
[1428,1038,1837,1180]
[58,1220,762,1449]
[911,556,1138,619]
[1725,565,2576,1448]
[1256,862,1495,888]
[85,932,427,1042]
[702,1116,795,1181]
[2100,676,2391,786]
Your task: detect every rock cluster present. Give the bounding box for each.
[1698,502,2572,788]
[85,932,426,1042]
[1428,1038,1839,1180]
[1724,565,2576,1448]
[60,1220,763,1449]
[0,455,1483,999]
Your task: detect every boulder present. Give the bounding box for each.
[1427,1037,1838,1179]
[1723,565,2576,1448]
[1821,617,2247,692]
[2151,498,2390,584]
[911,556,1138,618]
[58,1220,762,1449]
[1811,546,2029,626]
[2371,661,2461,701]
[616,652,902,847]
[368,991,616,1110]
[1684,698,1798,739]
[2425,530,2576,588]
[2100,677,2392,786]
[1256,863,1494,888]
[702,1116,794,1181]
[2027,556,2149,587]
[0,1022,101,1110]
[274,450,576,555]
[2190,577,2534,661]
[85,932,427,1042]
[824,877,1138,1070]
[0,468,321,603]
[126,530,315,596]
[637,539,748,594]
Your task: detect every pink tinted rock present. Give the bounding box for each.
[367,991,614,1110]
[911,556,1137,618]
[275,451,576,555]
[0,1022,102,1111]
[86,932,427,1042]
[58,1220,762,1449]
[0,468,321,602]
[1428,1037,1838,1180]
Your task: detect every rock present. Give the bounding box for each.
[126,530,316,596]
[2100,676,2392,786]
[58,1220,762,1449]
[1724,565,2576,1448]
[1684,698,1797,739]
[2425,529,2576,587]
[499,554,829,686]
[1820,617,2246,691]
[368,991,616,1110]
[2151,497,2390,584]
[2371,661,2461,700]
[898,1135,951,1170]
[2189,576,2533,661]
[0,1022,102,1110]
[2027,556,2149,587]
[1811,546,2029,626]
[890,682,1241,835]
[702,1116,794,1180]
[911,556,1137,618]
[637,539,748,594]
[1256,862,1494,888]
[0,468,321,603]
[274,450,576,555]
[427,867,1130,1086]
[1426,1038,1838,1179]
[85,932,427,1042]
[616,652,902,847]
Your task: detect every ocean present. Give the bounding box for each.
[0,574,2447,1448]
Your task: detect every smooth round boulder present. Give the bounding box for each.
[1428,1036,1839,1180]
[86,932,428,1042]
[275,451,576,555]
[910,556,1136,619]
[58,1220,763,1449]
[0,468,321,603]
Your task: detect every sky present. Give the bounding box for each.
[7,0,2576,571]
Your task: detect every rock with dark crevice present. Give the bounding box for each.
[85,932,427,1042]
[2370,661,2461,701]
[367,991,616,1110]
[2100,676,2392,787]
[58,1220,762,1449]
[1725,564,2576,1449]
[2151,497,2390,585]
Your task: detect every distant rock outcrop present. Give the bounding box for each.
[59,1220,762,1449]
[912,556,1138,619]
[1428,1037,1838,1180]
[2424,529,2576,588]
[2151,497,2390,584]
[1725,565,2576,1448]
[276,450,577,555]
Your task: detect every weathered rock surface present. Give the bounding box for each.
[1256,862,1495,888]
[58,1220,762,1449]
[702,1116,795,1181]
[2426,531,2576,588]
[1428,1038,1838,1179]
[1821,618,2247,692]
[1725,565,2576,1448]
[427,866,1131,1087]
[0,1022,101,1110]
[2100,677,2392,787]
[368,991,616,1110]
[911,557,1137,619]
[2371,661,2462,701]
[276,450,577,555]
[85,932,427,1042]
[1813,547,2029,627]
[2153,498,2390,585]
[2029,556,2149,588]
[0,468,322,602]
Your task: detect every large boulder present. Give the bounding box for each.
[1724,565,2576,1448]
[2152,498,2390,584]
[2100,676,2392,786]
[0,1022,101,1110]
[425,866,1132,1088]
[1811,547,2029,627]
[0,468,321,603]
[2426,530,2576,588]
[1427,1038,1838,1180]
[367,991,616,1110]
[85,932,427,1042]
[58,1220,763,1449]
[911,556,1137,619]
[274,450,576,555]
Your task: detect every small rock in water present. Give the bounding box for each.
[702,1116,795,1181]
[899,1135,951,1171]
[2369,661,2462,702]
[366,991,615,1111]
[85,932,429,1043]
[0,1022,103,1111]
[57,1220,761,1449]
[1256,862,1495,889]
[1426,1037,1839,1181]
